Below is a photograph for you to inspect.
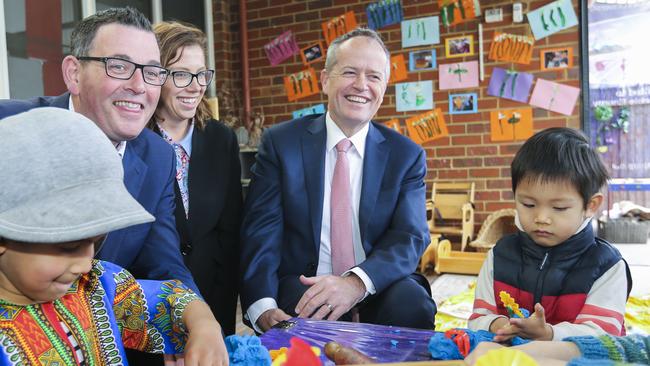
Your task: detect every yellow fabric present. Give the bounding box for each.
[625,294,650,334]
[434,282,476,332]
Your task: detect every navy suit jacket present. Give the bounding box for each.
[240,114,430,311]
[0,94,199,293]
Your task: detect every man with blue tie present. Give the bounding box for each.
[240,28,437,333]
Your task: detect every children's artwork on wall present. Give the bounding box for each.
[388,54,408,84]
[527,0,579,40]
[540,47,573,70]
[488,32,535,64]
[396,81,434,112]
[529,79,580,116]
[383,118,402,133]
[448,92,478,114]
[292,103,326,119]
[300,42,325,66]
[322,11,358,46]
[401,16,440,48]
[284,68,320,102]
[366,0,404,30]
[409,49,437,71]
[439,61,479,90]
[445,35,474,58]
[406,108,449,145]
[264,30,300,66]
[489,108,533,142]
[438,0,481,27]
[487,67,534,103]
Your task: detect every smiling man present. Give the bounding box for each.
[240,28,437,333]
[0,7,198,295]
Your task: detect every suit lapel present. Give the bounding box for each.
[50,93,71,109]
[302,116,327,253]
[122,138,148,205]
[359,123,388,242]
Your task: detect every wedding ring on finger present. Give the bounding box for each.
[325,303,333,312]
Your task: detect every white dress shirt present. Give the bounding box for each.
[246,113,377,332]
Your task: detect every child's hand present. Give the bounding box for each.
[506,303,553,341]
[182,323,229,366]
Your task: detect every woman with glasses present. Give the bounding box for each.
[149,21,243,338]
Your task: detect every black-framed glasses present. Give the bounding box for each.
[169,69,215,88]
[77,56,169,86]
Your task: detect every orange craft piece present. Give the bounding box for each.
[388,54,408,84]
[322,11,357,46]
[406,109,449,145]
[284,337,322,366]
[444,329,471,358]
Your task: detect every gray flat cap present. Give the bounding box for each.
[0,107,154,243]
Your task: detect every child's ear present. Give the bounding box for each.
[585,193,604,217]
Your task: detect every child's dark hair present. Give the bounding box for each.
[511,127,609,208]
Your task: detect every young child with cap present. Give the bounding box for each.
[0,108,228,365]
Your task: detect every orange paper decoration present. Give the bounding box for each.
[489,108,533,142]
[383,118,401,134]
[406,109,448,145]
[388,54,408,84]
[322,11,357,46]
[284,68,320,102]
[488,32,535,65]
[438,0,480,27]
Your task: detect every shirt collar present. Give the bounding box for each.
[69,95,126,158]
[157,120,195,157]
[325,112,369,158]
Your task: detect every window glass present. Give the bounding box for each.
[162,0,205,30]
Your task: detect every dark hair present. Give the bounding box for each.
[511,127,609,208]
[324,27,390,79]
[150,21,211,130]
[70,7,153,57]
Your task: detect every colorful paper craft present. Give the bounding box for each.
[499,291,529,318]
[322,11,358,46]
[488,32,535,65]
[487,67,534,103]
[489,108,533,142]
[284,68,320,102]
[366,0,404,30]
[292,103,326,119]
[438,0,481,27]
[409,49,436,71]
[383,118,402,134]
[401,16,440,48]
[527,0,579,40]
[445,35,474,58]
[406,109,448,145]
[300,42,325,66]
[395,81,434,112]
[529,79,580,116]
[264,30,300,66]
[439,61,479,90]
[388,54,408,84]
[448,92,477,114]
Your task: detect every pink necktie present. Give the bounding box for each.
[331,139,355,276]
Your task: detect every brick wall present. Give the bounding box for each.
[216,0,582,228]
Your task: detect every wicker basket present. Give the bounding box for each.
[598,217,650,244]
[469,208,517,252]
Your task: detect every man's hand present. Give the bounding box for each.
[257,308,291,332]
[493,303,553,342]
[179,301,229,365]
[294,274,366,321]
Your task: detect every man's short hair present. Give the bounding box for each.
[511,127,610,208]
[70,7,153,57]
[324,27,391,79]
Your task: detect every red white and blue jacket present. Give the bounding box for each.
[469,224,632,340]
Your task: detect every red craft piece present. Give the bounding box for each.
[284,337,322,366]
[445,329,471,357]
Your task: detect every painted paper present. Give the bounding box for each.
[395,81,434,112]
[448,92,478,114]
[529,78,580,116]
[488,32,535,64]
[300,42,325,66]
[284,68,320,102]
[366,0,404,30]
[527,0,579,40]
[401,16,440,48]
[406,109,449,145]
[439,61,479,90]
[292,103,326,119]
[383,118,402,134]
[438,0,481,27]
[487,67,534,103]
[264,30,300,66]
[322,11,358,46]
[409,49,436,71]
[489,108,533,142]
[388,54,408,84]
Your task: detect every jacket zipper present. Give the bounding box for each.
[534,251,550,305]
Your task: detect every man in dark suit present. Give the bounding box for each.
[240,28,436,333]
[0,5,207,313]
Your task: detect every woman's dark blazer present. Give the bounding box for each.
[155,119,242,335]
